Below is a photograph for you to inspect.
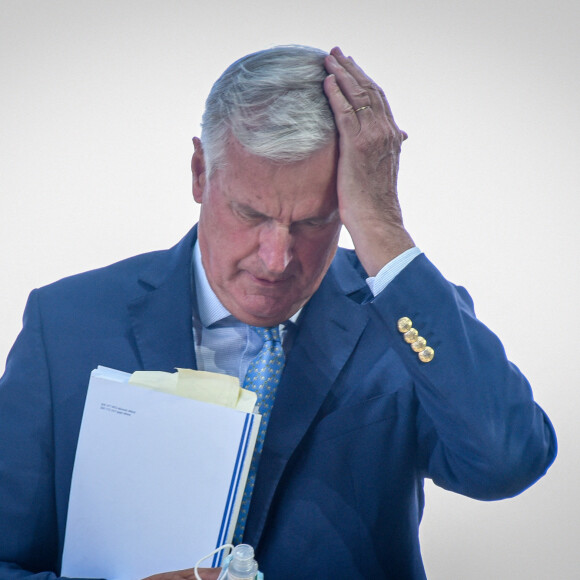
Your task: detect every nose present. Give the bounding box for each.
[258,223,293,275]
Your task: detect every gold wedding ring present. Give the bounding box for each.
[354,105,370,113]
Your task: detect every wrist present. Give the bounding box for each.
[349,222,415,276]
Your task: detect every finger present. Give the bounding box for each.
[324,71,408,145]
[329,47,385,111]
[331,49,409,141]
[195,568,221,580]
[329,47,397,125]
[325,53,382,115]
[323,73,362,134]
[325,49,409,144]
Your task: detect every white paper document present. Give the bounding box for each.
[62,367,260,580]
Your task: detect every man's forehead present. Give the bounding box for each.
[210,139,339,222]
[218,134,338,171]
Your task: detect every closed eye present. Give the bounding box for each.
[293,219,328,230]
[231,203,268,224]
[292,211,340,232]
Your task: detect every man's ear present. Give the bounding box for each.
[191,137,206,203]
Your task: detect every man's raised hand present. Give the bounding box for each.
[323,46,414,275]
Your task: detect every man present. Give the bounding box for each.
[0,45,556,579]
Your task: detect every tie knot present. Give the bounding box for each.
[253,326,281,344]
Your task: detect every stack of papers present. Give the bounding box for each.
[61,366,260,580]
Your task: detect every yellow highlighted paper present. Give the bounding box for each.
[129,368,256,413]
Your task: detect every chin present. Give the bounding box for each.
[238,310,289,327]
[234,301,296,327]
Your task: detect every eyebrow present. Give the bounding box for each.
[231,202,266,217]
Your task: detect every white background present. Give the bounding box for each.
[1,1,578,578]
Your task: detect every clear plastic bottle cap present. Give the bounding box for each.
[227,544,259,580]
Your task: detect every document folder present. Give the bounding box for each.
[61,366,260,580]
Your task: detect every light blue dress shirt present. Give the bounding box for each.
[192,241,422,385]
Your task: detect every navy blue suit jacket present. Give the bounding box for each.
[0,227,556,579]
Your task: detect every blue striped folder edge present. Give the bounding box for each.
[212,412,256,567]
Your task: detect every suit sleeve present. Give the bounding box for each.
[0,291,95,580]
[368,253,557,500]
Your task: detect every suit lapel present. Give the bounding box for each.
[244,249,371,547]
[125,235,370,546]
[127,228,198,372]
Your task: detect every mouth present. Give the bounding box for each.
[246,272,291,287]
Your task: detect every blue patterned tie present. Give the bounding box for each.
[233,326,285,544]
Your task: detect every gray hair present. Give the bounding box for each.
[200,45,337,175]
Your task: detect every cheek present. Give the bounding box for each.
[216,226,259,273]
[203,201,251,250]
[297,230,339,276]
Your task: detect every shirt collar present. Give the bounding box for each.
[193,240,232,328]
